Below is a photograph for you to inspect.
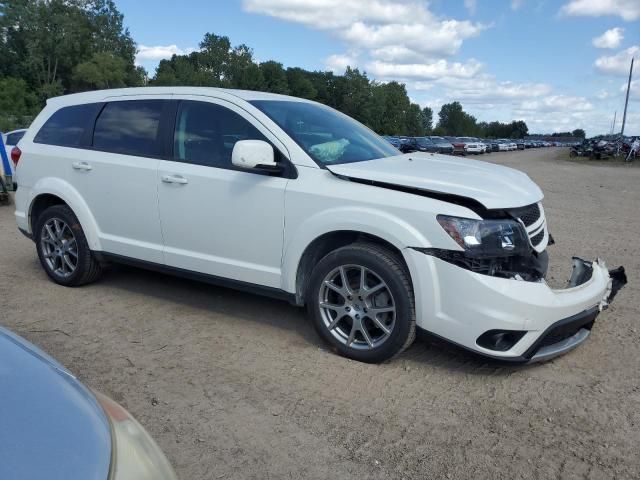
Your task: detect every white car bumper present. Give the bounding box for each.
[465,145,483,153]
[405,249,625,362]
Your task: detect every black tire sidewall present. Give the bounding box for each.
[307,246,414,363]
[35,205,92,286]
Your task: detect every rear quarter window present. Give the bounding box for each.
[5,131,25,146]
[34,104,101,147]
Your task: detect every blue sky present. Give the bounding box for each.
[119,0,639,136]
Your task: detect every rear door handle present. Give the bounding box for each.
[161,174,188,185]
[72,161,92,171]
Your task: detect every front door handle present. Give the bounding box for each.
[161,174,188,185]
[72,161,92,171]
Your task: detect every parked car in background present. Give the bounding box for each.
[382,136,402,149]
[427,136,455,154]
[444,136,466,155]
[13,87,626,363]
[516,139,525,150]
[458,137,484,154]
[1,129,27,178]
[0,325,177,480]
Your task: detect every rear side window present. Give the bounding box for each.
[93,100,165,157]
[5,131,25,146]
[34,104,99,147]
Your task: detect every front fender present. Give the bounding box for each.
[28,177,102,250]
[281,206,431,293]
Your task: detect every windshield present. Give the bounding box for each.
[250,100,399,165]
[416,137,432,146]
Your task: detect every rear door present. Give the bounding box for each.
[73,98,170,263]
[157,97,290,288]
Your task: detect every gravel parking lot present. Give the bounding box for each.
[1,147,638,479]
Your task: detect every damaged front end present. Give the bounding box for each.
[414,213,628,363]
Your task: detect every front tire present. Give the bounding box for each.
[35,205,103,286]
[307,242,416,363]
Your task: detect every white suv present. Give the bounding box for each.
[13,88,626,363]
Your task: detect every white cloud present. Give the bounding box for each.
[464,0,477,15]
[438,76,553,103]
[366,59,483,80]
[560,0,640,21]
[135,45,195,65]
[518,95,594,113]
[596,89,611,99]
[592,27,625,49]
[620,80,640,101]
[325,54,357,73]
[594,45,639,75]
[243,0,486,61]
[511,0,525,10]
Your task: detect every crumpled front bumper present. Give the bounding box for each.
[405,249,627,363]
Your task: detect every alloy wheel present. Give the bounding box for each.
[318,264,396,350]
[40,218,78,278]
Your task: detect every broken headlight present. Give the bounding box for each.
[437,215,530,258]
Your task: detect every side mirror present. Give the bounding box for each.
[232,140,281,172]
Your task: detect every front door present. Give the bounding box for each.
[157,98,290,288]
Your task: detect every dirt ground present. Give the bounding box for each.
[1,148,639,479]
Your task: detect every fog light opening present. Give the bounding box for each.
[477,330,526,352]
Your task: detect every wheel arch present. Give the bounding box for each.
[28,178,102,250]
[290,230,411,306]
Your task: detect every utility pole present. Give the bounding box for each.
[620,57,634,136]
[611,111,617,135]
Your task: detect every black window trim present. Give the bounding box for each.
[166,99,297,179]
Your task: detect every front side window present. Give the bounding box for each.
[93,100,164,157]
[34,104,100,147]
[250,100,398,165]
[173,101,268,168]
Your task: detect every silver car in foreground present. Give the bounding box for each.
[0,326,176,480]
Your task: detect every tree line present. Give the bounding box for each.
[1,0,540,139]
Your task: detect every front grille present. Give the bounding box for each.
[511,203,541,227]
[530,229,544,246]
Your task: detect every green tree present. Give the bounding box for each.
[422,106,433,134]
[259,61,289,94]
[72,52,128,90]
[406,104,425,136]
[436,101,477,136]
[572,128,586,138]
[0,77,39,130]
[377,81,410,134]
[286,68,316,99]
[0,0,139,104]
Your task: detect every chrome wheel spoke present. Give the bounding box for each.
[318,264,396,351]
[369,314,392,335]
[319,302,343,312]
[369,306,394,315]
[323,280,347,299]
[339,267,352,296]
[363,282,385,298]
[327,313,345,330]
[40,218,78,277]
[347,322,357,346]
[360,323,374,348]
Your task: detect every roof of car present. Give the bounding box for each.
[47,87,312,106]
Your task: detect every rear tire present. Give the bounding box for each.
[34,205,103,286]
[306,242,416,363]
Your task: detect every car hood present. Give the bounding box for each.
[0,327,111,480]
[326,152,543,209]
